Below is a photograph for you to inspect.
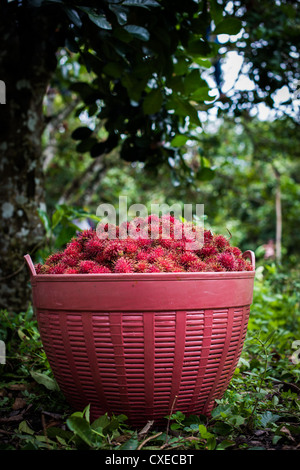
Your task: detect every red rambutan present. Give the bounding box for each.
[102,239,124,260]
[65,268,79,274]
[134,260,150,273]
[188,260,207,272]
[114,257,133,273]
[217,252,236,271]
[213,234,230,252]
[84,238,104,258]
[45,252,64,265]
[48,263,66,274]
[199,244,218,259]
[37,216,252,274]
[226,246,242,257]
[35,263,43,274]
[179,251,199,267]
[90,264,112,273]
[78,260,99,273]
[64,239,82,256]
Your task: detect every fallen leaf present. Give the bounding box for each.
[279,426,295,442]
[12,397,27,410]
[8,383,28,391]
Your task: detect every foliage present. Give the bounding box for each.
[0,264,299,450]
[1,0,228,184]
[42,112,300,267]
[214,0,300,120]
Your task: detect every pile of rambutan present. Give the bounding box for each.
[35,215,253,274]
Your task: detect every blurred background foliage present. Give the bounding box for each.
[41,62,300,269]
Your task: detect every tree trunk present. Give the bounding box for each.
[274,169,282,264]
[0,6,60,312]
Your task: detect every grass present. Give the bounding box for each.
[0,263,299,451]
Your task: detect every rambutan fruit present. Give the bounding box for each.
[64,239,82,256]
[114,257,134,273]
[61,255,79,268]
[213,234,230,252]
[147,246,166,262]
[199,244,218,259]
[78,260,100,273]
[123,239,139,256]
[135,250,149,261]
[179,251,199,267]
[188,260,207,272]
[102,239,124,260]
[65,268,79,274]
[45,252,63,266]
[134,260,150,273]
[204,230,213,244]
[84,238,104,258]
[226,246,242,257]
[37,215,253,274]
[154,255,176,272]
[90,265,112,273]
[147,265,161,273]
[205,261,225,272]
[217,252,236,271]
[48,263,66,274]
[35,263,43,274]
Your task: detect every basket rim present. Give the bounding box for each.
[24,250,255,282]
[28,270,255,283]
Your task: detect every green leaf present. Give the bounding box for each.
[124,25,150,41]
[210,0,223,25]
[30,371,59,391]
[170,134,189,147]
[109,5,128,25]
[82,404,91,423]
[54,224,78,248]
[119,437,139,450]
[216,439,235,450]
[207,435,217,450]
[103,62,123,78]
[173,96,201,127]
[231,415,245,426]
[184,69,204,95]
[173,57,191,75]
[51,208,63,229]
[76,137,98,153]
[91,414,111,434]
[27,0,43,7]
[190,87,214,102]
[19,421,35,435]
[37,208,51,234]
[122,0,160,8]
[143,88,163,114]
[214,18,242,35]
[88,13,112,30]
[71,126,93,140]
[260,411,280,428]
[67,416,95,447]
[187,39,212,57]
[198,424,213,439]
[193,57,212,68]
[63,7,82,28]
[197,167,215,181]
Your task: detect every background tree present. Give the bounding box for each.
[1,0,299,312]
[0,0,220,312]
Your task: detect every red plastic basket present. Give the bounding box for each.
[25,251,255,426]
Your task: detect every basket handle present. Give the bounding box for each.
[24,254,37,278]
[242,250,255,270]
